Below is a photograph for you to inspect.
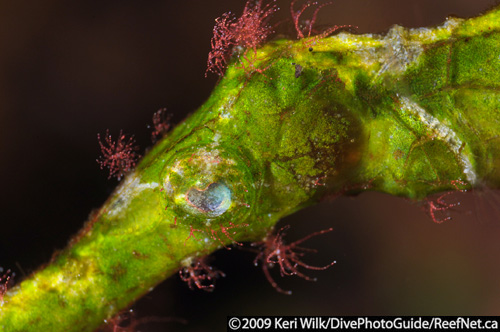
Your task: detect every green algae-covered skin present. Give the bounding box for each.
[1,6,500,332]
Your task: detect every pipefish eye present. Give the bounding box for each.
[186,182,231,216]
[161,147,254,221]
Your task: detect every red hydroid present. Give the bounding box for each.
[206,0,278,76]
[179,258,225,291]
[97,130,140,181]
[254,225,335,295]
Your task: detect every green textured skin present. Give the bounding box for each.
[1,6,500,331]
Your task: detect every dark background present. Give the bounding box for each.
[1,0,500,331]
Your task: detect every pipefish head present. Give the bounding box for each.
[109,37,364,251]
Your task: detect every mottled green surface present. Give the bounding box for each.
[1,5,500,331]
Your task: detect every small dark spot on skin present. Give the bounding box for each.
[309,47,313,52]
[29,317,43,325]
[295,64,303,78]
[458,141,466,154]
[58,299,67,308]
[393,149,405,160]
[126,286,139,295]
[132,250,149,259]
[110,263,127,281]
[110,197,125,211]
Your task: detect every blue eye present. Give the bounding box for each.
[161,147,254,222]
[186,182,231,216]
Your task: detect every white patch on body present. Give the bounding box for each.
[107,172,159,217]
[399,96,477,184]
[376,25,423,78]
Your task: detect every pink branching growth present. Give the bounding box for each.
[427,192,457,224]
[206,0,278,76]
[0,268,14,304]
[184,225,205,246]
[206,13,235,77]
[425,180,467,224]
[290,0,350,40]
[208,221,249,249]
[179,257,225,292]
[182,221,249,250]
[176,214,249,249]
[232,0,278,50]
[253,225,335,295]
[150,108,172,143]
[313,175,327,186]
[97,130,140,181]
[101,309,185,332]
[103,309,135,332]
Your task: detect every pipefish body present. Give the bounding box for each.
[1,3,500,330]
